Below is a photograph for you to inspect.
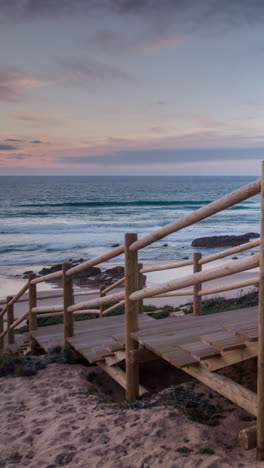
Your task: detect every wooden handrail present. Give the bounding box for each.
[140,259,193,274]
[9,310,29,330]
[67,290,125,313]
[130,254,259,301]
[154,289,193,297]
[200,239,260,265]
[102,277,125,294]
[31,305,63,314]
[0,281,29,317]
[129,178,261,252]
[66,244,124,277]
[199,276,259,296]
[102,300,125,316]
[31,270,63,284]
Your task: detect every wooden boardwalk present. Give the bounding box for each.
[31,306,258,373]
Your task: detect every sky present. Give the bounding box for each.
[1,0,264,176]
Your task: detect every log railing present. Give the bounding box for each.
[1,170,264,457]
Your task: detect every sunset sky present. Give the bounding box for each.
[1,1,264,176]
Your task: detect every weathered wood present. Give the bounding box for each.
[201,342,258,371]
[200,239,260,265]
[184,365,257,416]
[103,277,125,295]
[99,286,105,318]
[257,161,264,460]
[125,233,139,400]
[7,296,14,345]
[68,290,125,313]
[103,300,125,316]
[74,290,100,297]
[32,305,63,313]
[9,310,29,330]
[140,258,193,273]
[6,281,30,308]
[154,289,193,297]
[0,308,3,350]
[199,276,259,296]
[193,252,202,315]
[97,361,148,397]
[31,270,63,284]
[130,178,261,251]
[130,254,259,301]
[201,331,245,352]
[66,244,125,277]
[73,309,100,315]
[138,263,144,315]
[239,425,257,450]
[28,273,37,332]
[36,312,64,318]
[63,262,74,342]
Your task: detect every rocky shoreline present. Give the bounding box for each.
[23,262,146,288]
[21,232,259,288]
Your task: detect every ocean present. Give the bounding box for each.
[0,175,260,270]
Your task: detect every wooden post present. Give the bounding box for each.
[193,252,202,315]
[138,263,144,315]
[63,262,74,343]
[125,233,139,401]
[7,296,14,345]
[29,274,37,331]
[257,161,264,460]
[0,308,3,351]
[99,286,105,318]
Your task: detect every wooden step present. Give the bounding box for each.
[201,331,246,352]
[178,341,221,361]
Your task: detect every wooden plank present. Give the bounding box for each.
[224,323,258,342]
[178,341,221,360]
[125,232,140,400]
[97,361,148,397]
[162,347,199,368]
[201,342,258,371]
[201,332,246,352]
[184,365,257,416]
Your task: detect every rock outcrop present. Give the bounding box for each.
[191,232,259,248]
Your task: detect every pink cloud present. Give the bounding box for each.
[140,35,186,54]
[0,68,50,102]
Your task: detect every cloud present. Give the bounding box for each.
[10,113,59,124]
[1,1,264,30]
[4,138,23,142]
[0,68,49,102]
[140,35,185,53]
[62,146,264,166]
[0,144,17,150]
[58,59,136,86]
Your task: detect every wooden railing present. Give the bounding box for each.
[1,170,264,455]
[0,176,261,349]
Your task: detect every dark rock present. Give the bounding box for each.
[182,256,189,260]
[111,243,120,248]
[22,270,34,279]
[232,256,238,260]
[191,232,259,248]
[163,244,168,247]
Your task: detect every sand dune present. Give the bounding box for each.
[0,362,259,468]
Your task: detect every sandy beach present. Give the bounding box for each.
[0,361,260,468]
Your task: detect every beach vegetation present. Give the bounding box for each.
[196,447,215,455]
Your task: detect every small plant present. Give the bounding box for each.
[176,446,192,457]
[197,447,215,455]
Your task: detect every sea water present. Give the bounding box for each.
[0,175,260,269]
